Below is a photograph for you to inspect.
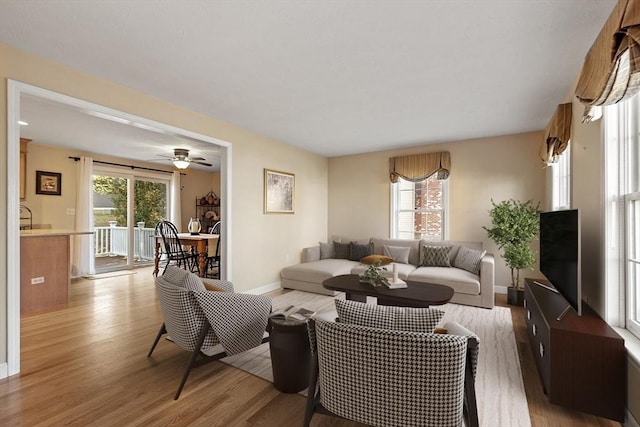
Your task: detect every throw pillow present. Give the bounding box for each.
[383,245,411,264]
[349,241,373,261]
[162,265,190,287]
[333,241,351,259]
[335,299,444,332]
[183,271,206,291]
[453,246,486,274]
[319,242,335,259]
[202,281,224,291]
[421,245,452,267]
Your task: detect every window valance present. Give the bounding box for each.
[574,0,640,123]
[539,103,572,164]
[389,151,450,183]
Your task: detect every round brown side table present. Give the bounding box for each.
[268,317,311,393]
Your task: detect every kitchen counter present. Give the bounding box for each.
[20,229,93,237]
[20,230,91,315]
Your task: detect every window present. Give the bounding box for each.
[604,92,640,339]
[391,175,448,240]
[551,148,571,210]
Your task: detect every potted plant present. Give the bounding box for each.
[483,199,541,305]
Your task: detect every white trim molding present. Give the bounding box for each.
[4,80,233,379]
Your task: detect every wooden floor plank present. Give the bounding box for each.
[0,268,622,426]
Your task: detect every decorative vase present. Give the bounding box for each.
[188,217,201,235]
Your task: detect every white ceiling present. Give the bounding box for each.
[0,0,616,161]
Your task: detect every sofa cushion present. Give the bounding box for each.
[371,238,421,266]
[281,259,359,283]
[333,241,351,259]
[319,242,335,259]
[383,245,411,264]
[335,299,444,332]
[420,240,483,265]
[409,266,480,295]
[349,241,373,261]
[453,246,486,274]
[421,245,452,267]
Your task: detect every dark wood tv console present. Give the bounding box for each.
[523,278,626,422]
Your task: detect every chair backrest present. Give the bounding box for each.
[156,220,189,258]
[210,221,221,235]
[155,276,220,351]
[312,319,468,427]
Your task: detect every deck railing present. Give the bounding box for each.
[94,226,155,260]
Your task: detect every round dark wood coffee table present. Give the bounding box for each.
[322,274,454,308]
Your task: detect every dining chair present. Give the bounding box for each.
[205,222,221,278]
[155,220,200,275]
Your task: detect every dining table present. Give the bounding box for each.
[153,233,219,278]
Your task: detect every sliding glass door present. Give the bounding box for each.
[93,169,169,273]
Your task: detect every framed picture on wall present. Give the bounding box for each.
[35,170,62,196]
[264,169,294,214]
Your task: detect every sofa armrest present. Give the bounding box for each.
[302,246,321,263]
[479,253,495,308]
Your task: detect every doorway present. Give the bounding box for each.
[6,80,232,378]
[93,170,170,272]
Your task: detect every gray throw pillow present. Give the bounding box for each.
[333,241,351,259]
[453,246,486,274]
[335,299,444,333]
[421,245,452,267]
[383,245,411,264]
[349,241,373,261]
[319,242,335,259]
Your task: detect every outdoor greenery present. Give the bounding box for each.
[93,176,167,227]
[483,199,541,289]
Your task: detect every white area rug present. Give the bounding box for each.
[222,290,531,427]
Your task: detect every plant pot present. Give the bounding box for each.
[507,287,524,306]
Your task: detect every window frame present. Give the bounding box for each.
[390,175,449,241]
[551,147,571,210]
[604,92,640,340]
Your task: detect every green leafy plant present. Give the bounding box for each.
[483,199,541,289]
[362,263,389,287]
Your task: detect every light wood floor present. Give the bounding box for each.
[0,267,622,426]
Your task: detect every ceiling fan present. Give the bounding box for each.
[158,148,212,169]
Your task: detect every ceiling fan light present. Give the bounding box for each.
[172,159,190,169]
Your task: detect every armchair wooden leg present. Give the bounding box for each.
[463,355,479,427]
[303,341,319,426]
[148,323,167,357]
[173,322,211,400]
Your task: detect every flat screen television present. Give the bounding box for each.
[539,209,582,316]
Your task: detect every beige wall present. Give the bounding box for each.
[328,132,546,288]
[1,44,329,368]
[21,143,219,231]
[180,169,221,232]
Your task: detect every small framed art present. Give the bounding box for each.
[264,169,294,214]
[35,170,62,196]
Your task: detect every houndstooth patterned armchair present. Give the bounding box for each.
[147,266,271,399]
[304,300,479,427]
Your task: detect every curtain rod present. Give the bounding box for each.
[68,157,185,175]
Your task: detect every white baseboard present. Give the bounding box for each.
[495,286,508,295]
[627,409,640,427]
[247,281,281,295]
[0,362,8,379]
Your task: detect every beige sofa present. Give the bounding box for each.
[280,237,495,309]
